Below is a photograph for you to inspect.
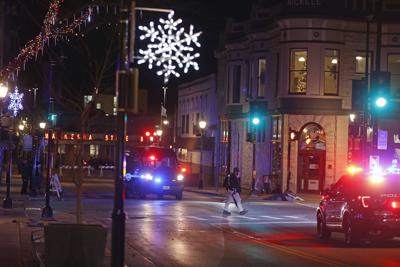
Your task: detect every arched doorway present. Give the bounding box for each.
[297,123,326,193]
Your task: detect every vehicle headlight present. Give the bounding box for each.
[141,173,153,180]
[177,174,184,181]
[155,177,162,183]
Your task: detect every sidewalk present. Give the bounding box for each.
[184,187,322,204]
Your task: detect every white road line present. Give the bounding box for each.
[260,215,281,220]
[211,221,316,225]
[186,216,207,221]
[237,216,259,220]
[283,216,301,219]
[210,215,228,219]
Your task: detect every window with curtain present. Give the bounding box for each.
[290,50,307,94]
[355,52,372,74]
[388,54,400,97]
[324,49,340,95]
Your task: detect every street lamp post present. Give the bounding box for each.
[3,116,12,209]
[199,120,207,189]
[42,98,54,219]
[0,83,9,208]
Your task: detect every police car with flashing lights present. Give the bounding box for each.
[317,169,400,245]
[124,146,184,200]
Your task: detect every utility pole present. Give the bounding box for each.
[111,0,138,266]
[371,0,383,158]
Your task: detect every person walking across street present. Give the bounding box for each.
[223,167,248,216]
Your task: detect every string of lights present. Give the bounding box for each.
[0,1,115,81]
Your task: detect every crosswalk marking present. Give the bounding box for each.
[283,215,301,219]
[260,215,281,220]
[186,216,208,221]
[237,216,259,220]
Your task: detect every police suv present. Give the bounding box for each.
[317,169,400,245]
[124,146,184,200]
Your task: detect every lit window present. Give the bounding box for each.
[388,54,400,97]
[355,52,372,73]
[290,50,307,94]
[84,95,93,106]
[257,58,266,97]
[90,145,99,157]
[324,49,340,95]
[96,103,101,109]
[58,144,66,154]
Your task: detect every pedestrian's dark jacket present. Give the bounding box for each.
[21,162,32,180]
[226,173,241,192]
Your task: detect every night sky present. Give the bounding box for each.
[4,0,257,115]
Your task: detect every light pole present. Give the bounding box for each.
[42,98,54,219]
[198,120,206,189]
[0,83,9,208]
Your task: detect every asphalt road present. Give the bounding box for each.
[43,183,400,267]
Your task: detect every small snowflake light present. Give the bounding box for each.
[8,87,23,117]
[138,11,201,84]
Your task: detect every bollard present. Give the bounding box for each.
[59,166,63,176]
[87,166,91,176]
[100,166,103,177]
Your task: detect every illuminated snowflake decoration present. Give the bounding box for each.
[138,11,201,84]
[8,87,23,117]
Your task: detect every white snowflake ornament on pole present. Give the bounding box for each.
[8,86,23,117]
[138,11,201,84]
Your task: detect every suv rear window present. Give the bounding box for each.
[126,146,177,169]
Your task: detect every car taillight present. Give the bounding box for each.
[358,195,371,208]
[391,201,399,209]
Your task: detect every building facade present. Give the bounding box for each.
[176,74,218,187]
[215,0,400,193]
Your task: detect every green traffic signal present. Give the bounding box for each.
[375,97,387,108]
[252,117,260,125]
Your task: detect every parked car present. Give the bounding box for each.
[317,171,400,245]
[84,158,114,170]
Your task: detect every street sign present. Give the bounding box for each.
[22,134,33,151]
[377,130,388,150]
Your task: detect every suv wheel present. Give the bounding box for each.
[176,191,183,200]
[317,212,331,239]
[344,217,360,246]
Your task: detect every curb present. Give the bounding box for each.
[184,188,225,197]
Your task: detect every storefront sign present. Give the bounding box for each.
[377,130,388,150]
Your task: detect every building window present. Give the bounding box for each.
[257,58,266,97]
[185,114,189,134]
[272,116,281,140]
[84,95,93,106]
[58,144,66,154]
[232,65,241,103]
[355,52,372,74]
[289,50,307,94]
[90,144,99,157]
[181,115,185,134]
[96,103,102,109]
[388,54,400,97]
[324,49,340,95]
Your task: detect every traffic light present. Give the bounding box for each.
[48,113,57,125]
[247,101,267,142]
[371,71,391,111]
